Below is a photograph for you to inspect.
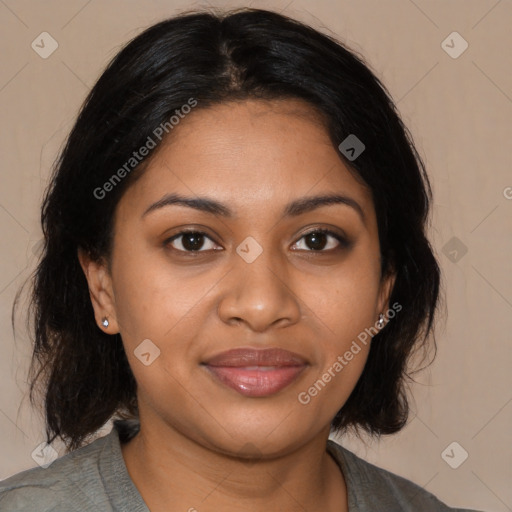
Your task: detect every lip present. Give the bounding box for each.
[203,348,308,398]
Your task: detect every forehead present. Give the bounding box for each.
[119,99,373,217]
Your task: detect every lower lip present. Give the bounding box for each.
[205,365,306,397]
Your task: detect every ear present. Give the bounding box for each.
[376,267,396,322]
[78,248,120,333]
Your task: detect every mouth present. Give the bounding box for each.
[202,348,308,398]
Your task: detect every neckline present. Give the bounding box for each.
[99,420,149,511]
[326,439,357,510]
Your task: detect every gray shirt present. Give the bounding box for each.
[0,420,481,511]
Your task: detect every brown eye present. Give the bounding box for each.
[292,229,349,252]
[304,231,329,251]
[166,231,220,252]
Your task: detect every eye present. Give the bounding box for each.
[165,228,349,254]
[165,231,221,252]
[291,228,349,252]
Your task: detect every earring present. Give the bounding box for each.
[377,313,385,329]
[102,317,109,328]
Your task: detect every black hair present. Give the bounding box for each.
[23,7,440,450]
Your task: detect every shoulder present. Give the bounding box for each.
[0,433,113,512]
[327,439,482,512]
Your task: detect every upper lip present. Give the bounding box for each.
[204,348,307,367]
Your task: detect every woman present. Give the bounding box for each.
[0,7,481,512]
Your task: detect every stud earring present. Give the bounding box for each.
[377,313,385,329]
[102,317,109,328]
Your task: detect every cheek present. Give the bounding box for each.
[110,244,208,345]
[109,247,222,399]
[300,252,382,344]
[294,294,375,423]
[292,252,380,410]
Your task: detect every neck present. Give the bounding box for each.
[120,417,347,512]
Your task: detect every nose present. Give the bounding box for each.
[217,247,301,333]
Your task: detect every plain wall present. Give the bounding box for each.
[0,1,510,510]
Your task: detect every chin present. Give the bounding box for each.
[195,410,315,459]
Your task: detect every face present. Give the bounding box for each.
[81,99,394,458]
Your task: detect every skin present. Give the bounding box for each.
[79,99,395,512]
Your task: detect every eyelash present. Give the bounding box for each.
[164,228,350,254]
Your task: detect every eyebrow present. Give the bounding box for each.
[142,192,365,224]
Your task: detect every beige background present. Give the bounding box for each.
[1,0,511,510]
